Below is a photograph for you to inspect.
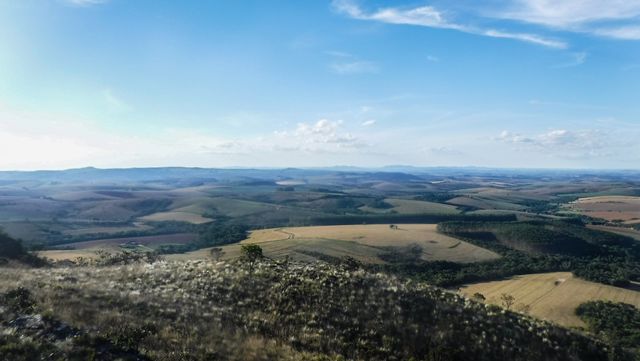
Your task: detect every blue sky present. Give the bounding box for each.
[0,0,639,170]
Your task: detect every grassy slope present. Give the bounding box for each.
[0,260,612,361]
[169,224,500,264]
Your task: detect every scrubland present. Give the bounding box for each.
[0,259,616,361]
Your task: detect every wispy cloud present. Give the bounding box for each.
[331,0,567,49]
[594,26,640,40]
[63,0,109,7]
[495,128,627,159]
[492,0,640,40]
[102,88,131,112]
[361,119,376,126]
[326,50,379,74]
[330,61,379,74]
[426,55,439,62]
[554,51,588,68]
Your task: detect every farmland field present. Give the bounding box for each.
[39,233,196,260]
[169,224,500,264]
[139,210,213,224]
[359,198,460,215]
[564,196,640,223]
[459,272,640,328]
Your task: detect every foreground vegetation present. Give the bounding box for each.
[0,258,620,361]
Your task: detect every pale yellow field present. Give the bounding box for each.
[566,196,640,223]
[39,249,102,261]
[168,224,500,264]
[460,272,640,328]
[139,210,213,224]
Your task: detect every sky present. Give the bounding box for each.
[0,0,639,170]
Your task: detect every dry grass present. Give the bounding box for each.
[139,210,213,224]
[38,249,102,261]
[460,272,640,328]
[565,196,640,223]
[169,224,500,264]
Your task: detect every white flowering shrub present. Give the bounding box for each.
[0,260,619,361]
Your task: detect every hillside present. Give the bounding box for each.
[0,259,615,361]
[169,224,500,264]
[460,272,640,328]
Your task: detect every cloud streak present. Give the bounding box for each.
[330,61,379,74]
[496,128,624,159]
[332,0,567,49]
[63,0,109,7]
[492,0,640,40]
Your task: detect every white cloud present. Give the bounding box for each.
[331,0,567,49]
[361,119,376,126]
[492,0,640,40]
[275,119,364,149]
[594,26,640,40]
[0,102,372,169]
[498,0,640,28]
[496,128,625,159]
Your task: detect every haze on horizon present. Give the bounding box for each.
[0,0,639,171]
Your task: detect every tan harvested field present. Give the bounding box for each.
[39,249,102,261]
[460,272,640,328]
[139,210,213,224]
[566,196,640,223]
[360,198,460,215]
[168,224,500,264]
[39,233,197,261]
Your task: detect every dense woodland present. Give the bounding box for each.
[576,301,640,351]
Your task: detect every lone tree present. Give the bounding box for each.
[472,292,486,302]
[241,244,263,273]
[500,293,516,311]
[210,247,225,261]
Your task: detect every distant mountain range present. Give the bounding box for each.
[0,166,638,183]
